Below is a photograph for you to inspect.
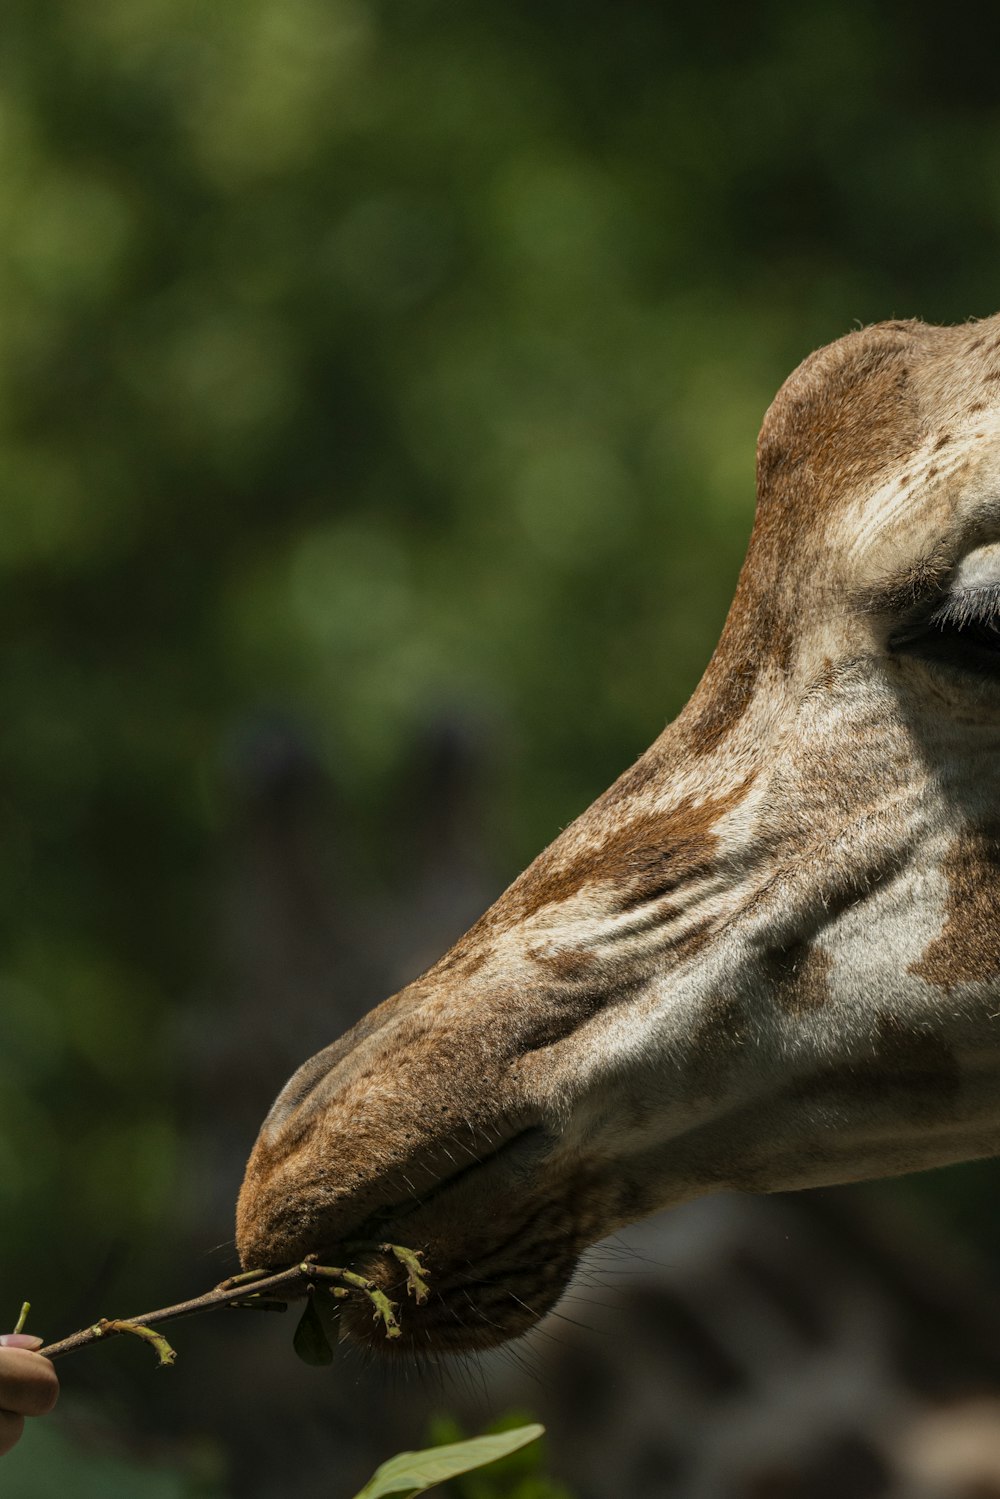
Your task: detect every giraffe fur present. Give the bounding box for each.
[235,316,1000,1350]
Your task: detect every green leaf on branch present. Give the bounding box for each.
[351,1424,545,1499]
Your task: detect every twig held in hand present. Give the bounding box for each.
[33,1245,428,1365]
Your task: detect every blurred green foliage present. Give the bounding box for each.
[4,0,1000,1487]
[426,1414,573,1499]
[0,1418,225,1499]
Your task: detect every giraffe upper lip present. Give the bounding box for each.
[347,1124,553,1242]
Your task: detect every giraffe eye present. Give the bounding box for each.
[950,616,1000,656]
[955,616,1000,651]
[890,584,1000,672]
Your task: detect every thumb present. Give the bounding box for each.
[0,1334,43,1350]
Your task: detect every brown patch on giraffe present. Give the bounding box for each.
[791,1014,959,1125]
[744,834,908,934]
[755,328,923,520]
[423,920,494,983]
[681,591,795,756]
[530,945,599,982]
[678,496,799,756]
[601,741,668,804]
[513,974,647,1056]
[694,993,751,1047]
[817,842,910,928]
[498,777,753,926]
[664,917,716,964]
[681,993,752,1102]
[682,324,924,756]
[909,825,1000,992]
[870,1012,960,1122]
[762,939,832,1015]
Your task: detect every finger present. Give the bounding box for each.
[0,1349,59,1417]
[0,1408,25,1457]
[0,1335,42,1351]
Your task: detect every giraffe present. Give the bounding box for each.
[236,314,1000,1353]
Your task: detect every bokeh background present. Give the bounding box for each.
[6,3,1000,1496]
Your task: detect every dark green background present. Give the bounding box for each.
[4,2,1000,1493]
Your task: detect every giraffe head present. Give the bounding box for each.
[236,317,1000,1350]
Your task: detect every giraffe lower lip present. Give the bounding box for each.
[338,1176,583,1352]
[323,1125,568,1352]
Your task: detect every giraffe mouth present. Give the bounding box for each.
[340,1200,583,1352]
[328,1126,591,1352]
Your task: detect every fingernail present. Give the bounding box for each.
[0,1334,42,1349]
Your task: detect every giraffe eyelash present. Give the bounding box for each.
[928,583,1000,632]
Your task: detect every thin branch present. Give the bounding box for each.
[35,1250,421,1363]
[38,1264,312,1361]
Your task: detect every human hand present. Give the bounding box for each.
[0,1334,59,1457]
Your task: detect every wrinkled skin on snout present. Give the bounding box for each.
[237,317,1000,1350]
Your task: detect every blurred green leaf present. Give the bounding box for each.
[352,1425,545,1499]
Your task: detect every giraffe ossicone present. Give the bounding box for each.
[236,317,1000,1350]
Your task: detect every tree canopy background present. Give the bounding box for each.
[4,2,1000,1494]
